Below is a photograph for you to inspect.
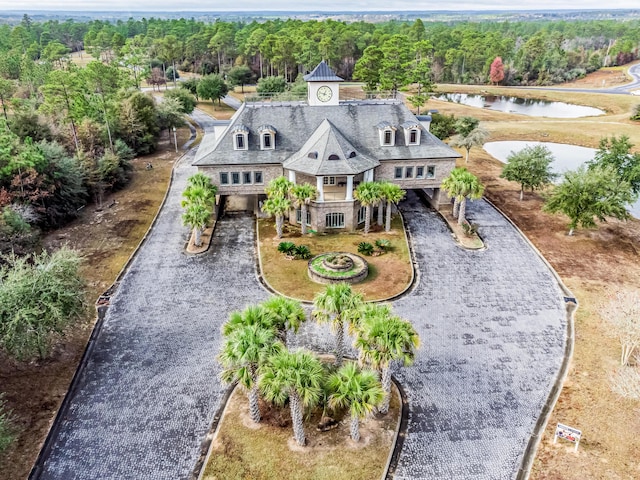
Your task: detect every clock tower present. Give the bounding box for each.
[304,61,343,107]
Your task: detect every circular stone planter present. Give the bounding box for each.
[308,252,369,284]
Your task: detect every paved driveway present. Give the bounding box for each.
[390,193,566,479]
[33,140,567,478]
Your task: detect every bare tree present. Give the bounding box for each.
[602,289,640,366]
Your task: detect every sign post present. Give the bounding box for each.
[553,423,582,452]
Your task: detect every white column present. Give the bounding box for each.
[346,175,354,200]
[365,169,374,182]
[288,170,296,183]
[316,176,324,202]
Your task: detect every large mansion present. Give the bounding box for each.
[194,61,460,233]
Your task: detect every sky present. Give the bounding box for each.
[0,1,638,12]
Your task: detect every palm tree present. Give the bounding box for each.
[379,182,406,232]
[450,126,489,163]
[259,349,324,446]
[219,324,283,423]
[181,201,211,246]
[187,172,218,194]
[441,167,467,219]
[222,304,274,337]
[456,170,485,225]
[261,195,291,238]
[261,296,306,345]
[313,283,363,367]
[181,175,217,247]
[355,314,420,414]
[290,183,317,235]
[327,362,385,442]
[354,182,382,234]
[265,175,293,199]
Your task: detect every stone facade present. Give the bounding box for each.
[193,62,461,233]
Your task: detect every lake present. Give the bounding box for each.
[435,93,605,118]
[484,141,640,218]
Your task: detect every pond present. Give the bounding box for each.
[434,93,604,118]
[484,141,640,218]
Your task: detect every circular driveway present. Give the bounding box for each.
[32,132,567,479]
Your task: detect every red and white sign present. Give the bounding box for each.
[554,423,582,451]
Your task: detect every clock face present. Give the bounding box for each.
[316,85,333,102]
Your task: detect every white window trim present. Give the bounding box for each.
[405,166,414,179]
[260,132,275,150]
[323,176,336,185]
[427,165,436,179]
[326,212,345,228]
[405,127,421,145]
[380,128,396,146]
[220,172,229,185]
[254,171,264,184]
[416,166,425,179]
[234,132,248,151]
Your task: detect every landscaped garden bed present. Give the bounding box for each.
[257,218,412,301]
[200,376,401,480]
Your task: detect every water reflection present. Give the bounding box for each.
[435,93,604,118]
[484,141,639,218]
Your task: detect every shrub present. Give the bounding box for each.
[277,241,296,255]
[429,112,457,140]
[165,88,197,114]
[461,222,478,237]
[256,76,286,96]
[294,245,311,260]
[0,247,86,360]
[631,105,640,121]
[357,242,374,256]
[374,239,391,251]
[0,395,15,454]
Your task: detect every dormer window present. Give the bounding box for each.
[377,121,396,147]
[232,125,249,151]
[258,125,276,150]
[328,154,340,160]
[349,151,356,158]
[401,121,422,145]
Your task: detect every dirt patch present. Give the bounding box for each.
[0,126,193,480]
[556,64,635,89]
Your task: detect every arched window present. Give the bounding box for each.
[328,154,340,160]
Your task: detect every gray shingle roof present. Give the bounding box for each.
[283,119,378,175]
[193,100,461,168]
[303,61,344,82]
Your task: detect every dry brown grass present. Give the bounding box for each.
[195,100,237,120]
[457,123,640,479]
[201,382,400,480]
[0,127,193,480]
[258,217,412,302]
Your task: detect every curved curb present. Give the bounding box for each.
[383,377,409,480]
[254,211,417,305]
[191,384,236,480]
[415,188,486,251]
[28,140,197,480]
[483,197,577,480]
[189,372,408,480]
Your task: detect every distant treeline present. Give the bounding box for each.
[1,14,639,86]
